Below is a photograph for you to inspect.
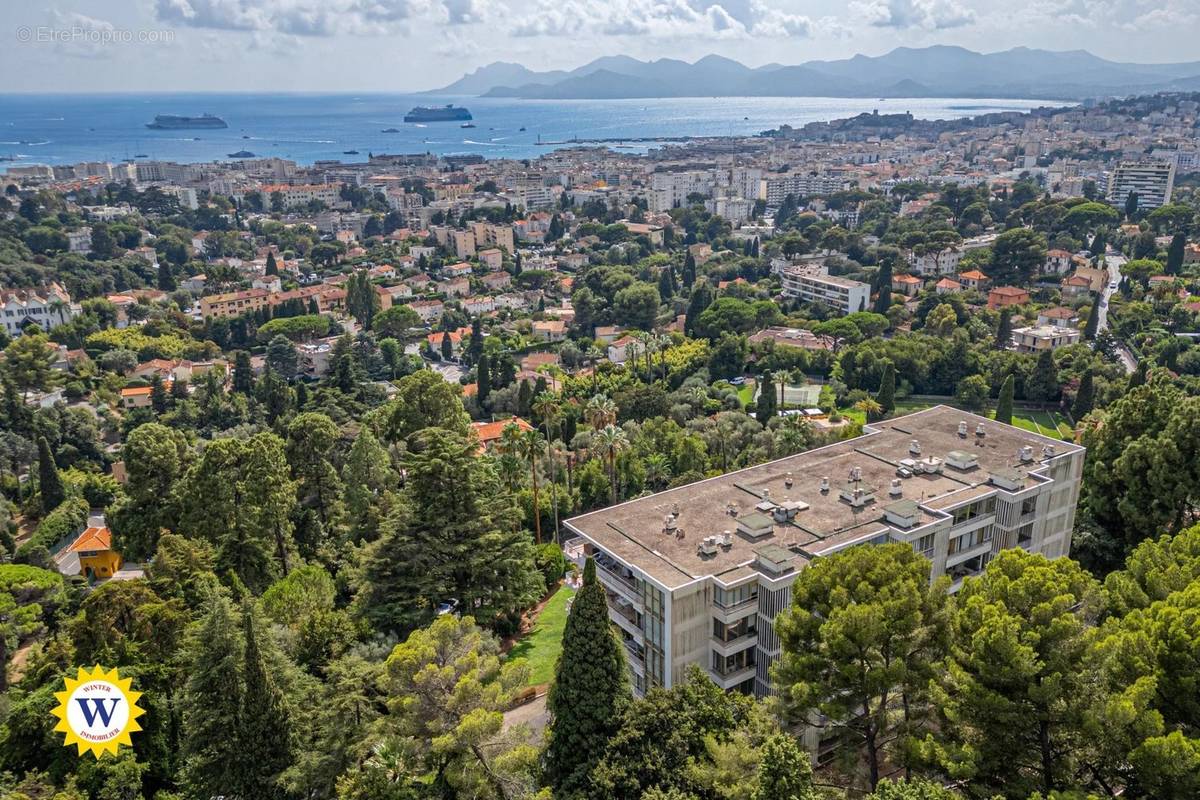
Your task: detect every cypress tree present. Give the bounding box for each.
[1072,369,1095,420]
[1128,358,1147,389]
[517,379,533,417]
[158,261,176,291]
[682,252,697,287]
[875,362,895,416]
[1166,231,1185,276]
[994,308,1013,350]
[237,603,293,800]
[476,351,492,406]
[756,370,777,427]
[1028,349,1060,402]
[150,373,169,414]
[37,436,64,513]
[1083,297,1100,340]
[544,558,630,797]
[873,257,893,314]
[233,350,254,393]
[180,594,244,800]
[266,250,279,276]
[995,373,1015,425]
[441,330,453,360]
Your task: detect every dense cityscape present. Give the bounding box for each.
[4,23,1200,799]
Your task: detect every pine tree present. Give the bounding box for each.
[233,350,254,393]
[544,558,630,796]
[238,603,293,800]
[37,436,64,513]
[875,363,895,416]
[150,373,169,414]
[995,373,1015,425]
[1166,231,1185,275]
[994,308,1013,350]
[1083,297,1100,340]
[1072,368,1095,420]
[266,250,279,276]
[753,733,817,800]
[180,594,244,800]
[1128,358,1148,389]
[756,370,777,427]
[1028,349,1060,402]
[476,350,492,406]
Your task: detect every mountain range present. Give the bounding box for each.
[427,47,1200,100]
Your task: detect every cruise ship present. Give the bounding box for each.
[145,114,228,130]
[403,105,472,123]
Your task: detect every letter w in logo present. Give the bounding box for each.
[76,698,121,728]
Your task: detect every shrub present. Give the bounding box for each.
[16,496,89,560]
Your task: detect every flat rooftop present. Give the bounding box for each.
[565,406,1082,590]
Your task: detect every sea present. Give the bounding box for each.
[0,93,1061,169]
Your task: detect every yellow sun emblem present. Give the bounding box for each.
[51,665,146,758]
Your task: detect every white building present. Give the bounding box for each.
[1106,161,1176,210]
[0,283,81,336]
[779,264,870,316]
[1011,325,1081,353]
[564,406,1084,699]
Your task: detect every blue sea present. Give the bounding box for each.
[0,93,1060,168]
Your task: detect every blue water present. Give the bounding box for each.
[0,93,1059,168]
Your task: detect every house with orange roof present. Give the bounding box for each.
[66,525,123,580]
[532,319,566,342]
[470,416,534,453]
[1043,249,1073,275]
[120,385,156,409]
[987,286,1030,309]
[1061,273,1093,299]
[891,273,923,297]
[935,277,963,295]
[958,269,989,291]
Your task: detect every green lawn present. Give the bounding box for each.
[736,381,756,407]
[507,584,576,688]
[831,398,1074,440]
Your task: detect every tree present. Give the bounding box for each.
[379,614,540,799]
[354,428,542,634]
[1083,298,1100,340]
[476,351,492,406]
[1072,368,1095,420]
[1166,231,1185,275]
[756,371,777,426]
[36,436,64,514]
[991,228,1047,282]
[1124,190,1139,220]
[373,305,421,339]
[239,602,294,800]
[179,593,244,799]
[176,433,297,592]
[157,261,176,291]
[149,372,169,414]
[753,734,818,800]
[994,373,1015,425]
[342,427,395,544]
[108,423,188,560]
[266,250,279,276]
[517,426,545,545]
[875,362,896,417]
[874,255,894,314]
[926,549,1100,797]
[232,350,254,393]
[544,558,630,797]
[286,412,345,552]
[440,330,453,361]
[955,374,990,411]
[925,304,958,338]
[347,269,380,329]
[994,308,1013,350]
[5,332,56,397]
[594,424,629,505]
[614,282,660,331]
[266,334,299,380]
[1026,350,1059,403]
[374,370,470,444]
[775,544,950,791]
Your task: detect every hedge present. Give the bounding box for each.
[16,496,89,560]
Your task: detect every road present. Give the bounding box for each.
[1095,252,1137,373]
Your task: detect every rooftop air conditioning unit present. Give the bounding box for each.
[1043,444,1056,458]
[850,466,862,481]
[698,536,719,556]
[909,439,922,455]
[889,478,903,497]
[976,423,986,437]
[1019,446,1034,463]
[958,421,968,437]
[721,531,733,548]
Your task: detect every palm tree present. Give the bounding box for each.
[518,427,546,545]
[495,423,526,493]
[593,424,628,505]
[854,398,883,420]
[584,393,618,429]
[645,452,672,490]
[532,391,563,542]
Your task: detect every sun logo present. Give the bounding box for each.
[51,665,145,758]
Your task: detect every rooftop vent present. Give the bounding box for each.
[850,466,863,482]
[663,514,678,533]
[1042,444,1056,458]
[946,450,979,471]
[772,499,809,522]
[840,482,876,508]
[909,439,922,456]
[697,536,720,556]
[784,472,794,489]
[914,456,943,475]
[958,421,968,437]
[976,423,986,437]
[820,476,830,494]
[889,478,903,497]
[736,512,775,539]
[721,531,733,548]
[1019,446,1034,463]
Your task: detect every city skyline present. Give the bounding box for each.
[2,0,1198,93]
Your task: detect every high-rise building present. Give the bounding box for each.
[1106,160,1175,210]
[563,407,1084,698]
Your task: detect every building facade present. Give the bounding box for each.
[779,264,870,316]
[0,283,81,336]
[1106,161,1176,210]
[564,407,1084,699]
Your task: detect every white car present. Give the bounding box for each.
[1109,282,1118,289]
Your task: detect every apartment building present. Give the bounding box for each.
[779,264,870,316]
[260,183,341,209]
[1106,161,1175,210]
[0,283,81,336]
[564,406,1084,698]
[650,170,716,211]
[1010,325,1081,353]
[763,172,853,206]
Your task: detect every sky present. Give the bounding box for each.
[1,0,1198,93]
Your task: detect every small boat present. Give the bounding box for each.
[227,150,255,158]
[519,126,526,131]
[461,122,476,128]
[743,116,748,120]
[134,153,148,158]
[343,149,359,154]
[381,127,400,133]
[242,134,250,139]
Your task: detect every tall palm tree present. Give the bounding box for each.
[585,393,617,429]
[645,452,672,490]
[518,427,546,545]
[532,391,563,542]
[593,424,628,506]
[495,422,526,493]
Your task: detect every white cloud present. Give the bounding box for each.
[852,0,975,30]
[1027,0,1199,31]
[510,0,822,40]
[154,0,452,35]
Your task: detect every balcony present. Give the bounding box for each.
[595,560,643,608]
[712,595,759,623]
[608,602,643,642]
[622,639,646,674]
[945,537,993,570]
[711,631,758,657]
[709,663,756,690]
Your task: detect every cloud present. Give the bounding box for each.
[1027,0,1198,31]
[511,0,820,40]
[852,0,975,30]
[154,0,449,35]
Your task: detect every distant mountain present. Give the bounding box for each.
[426,47,1200,100]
